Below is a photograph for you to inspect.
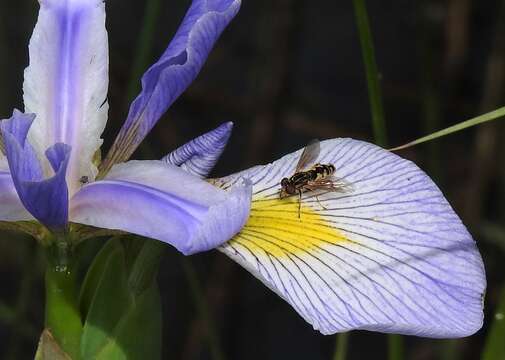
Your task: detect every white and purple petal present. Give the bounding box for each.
[216,138,485,337]
[0,171,33,221]
[0,110,70,229]
[70,160,251,255]
[163,121,233,178]
[23,0,109,195]
[102,0,241,171]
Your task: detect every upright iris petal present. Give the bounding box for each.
[23,0,109,196]
[101,0,241,173]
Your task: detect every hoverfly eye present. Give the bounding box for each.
[281,178,289,187]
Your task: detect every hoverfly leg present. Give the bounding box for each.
[315,194,328,210]
[298,189,302,220]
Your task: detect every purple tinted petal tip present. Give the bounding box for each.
[0,110,70,229]
[102,0,241,171]
[163,121,234,178]
[0,110,36,149]
[46,143,72,173]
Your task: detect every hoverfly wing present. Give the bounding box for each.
[307,176,354,193]
[295,139,320,173]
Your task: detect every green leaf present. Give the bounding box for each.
[79,238,162,360]
[92,284,162,360]
[482,286,505,360]
[79,238,123,318]
[80,241,133,358]
[390,105,505,151]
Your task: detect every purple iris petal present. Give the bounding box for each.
[70,160,251,255]
[0,110,70,229]
[217,138,485,337]
[163,121,233,177]
[102,0,241,169]
[24,0,108,195]
[0,171,33,221]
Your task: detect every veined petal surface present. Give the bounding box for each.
[23,0,109,196]
[163,121,233,178]
[216,138,485,337]
[70,160,251,255]
[0,110,70,229]
[101,0,241,171]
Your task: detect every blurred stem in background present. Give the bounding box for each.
[351,1,403,360]
[126,0,162,103]
[352,0,387,148]
[419,2,443,182]
[333,332,349,360]
[1,239,41,360]
[0,10,7,113]
[482,285,505,360]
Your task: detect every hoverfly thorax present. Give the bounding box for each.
[278,140,352,218]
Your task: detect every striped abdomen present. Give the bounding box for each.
[306,163,335,181]
[281,163,336,195]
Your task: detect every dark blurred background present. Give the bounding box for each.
[1,0,505,359]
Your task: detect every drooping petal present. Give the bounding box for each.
[70,160,251,255]
[0,171,33,221]
[101,0,241,173]
[23,0,109,196]
[163,121,233,177]
[215,138,485,337]
[0,110,70,229]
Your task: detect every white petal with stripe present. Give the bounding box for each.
[215,138,485,337]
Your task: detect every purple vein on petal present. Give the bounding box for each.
[23,0,109,196]
[163,121,233,178]
[100,0,241,173]
[70,160,252,255]
[216,138,486,337]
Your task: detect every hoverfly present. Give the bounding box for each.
[280,140,351,218]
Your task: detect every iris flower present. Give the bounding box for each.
[0,0,485,339]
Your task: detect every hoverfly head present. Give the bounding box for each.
[281,178,296,195]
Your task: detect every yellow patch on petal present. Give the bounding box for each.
[229,196,348,258]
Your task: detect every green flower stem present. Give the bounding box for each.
[45,240,82,360]
[353,0,387,147]
[333,332,349,360]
